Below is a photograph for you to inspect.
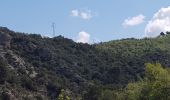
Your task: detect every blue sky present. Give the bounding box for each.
[1,0,170,43]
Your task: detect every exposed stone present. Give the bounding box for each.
[30,70,38,78]
[6,50,26,68]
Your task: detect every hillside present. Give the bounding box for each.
[0,27,170,100]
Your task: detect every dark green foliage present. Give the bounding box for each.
[166,31,170,34]
[119,63,170,100]
[1,27,170,99]
[0,60,9,84]
[83,85,103,100]
[160,32,165,36]
[0,91,10,100]
[21,76,36,90]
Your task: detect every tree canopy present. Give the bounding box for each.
[122,63,170,100]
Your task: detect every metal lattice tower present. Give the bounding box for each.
[52,22,56,37]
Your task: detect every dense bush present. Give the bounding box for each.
[118,63,170,100]
[1,27,170,99]
[0,60,9,84]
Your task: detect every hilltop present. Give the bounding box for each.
[0,27,170,100]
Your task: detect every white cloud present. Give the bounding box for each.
[80,10,92,20]
[77,31,90,43]
[70,9,79,17]
[70,9,93,20]
[122,14,145,27]
[145,6,170,37]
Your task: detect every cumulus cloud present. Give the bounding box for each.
[122,14,145,27]
[80,11,92,20]
[77,31,90,43]
[145,6,170,37]
[70,9,79,17]
[70,9,93,20]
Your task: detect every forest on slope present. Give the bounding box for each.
[0,27,170,100]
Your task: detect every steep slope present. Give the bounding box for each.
[0,27,170,99]
[95,35,170,85]
[0,27,116,99]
